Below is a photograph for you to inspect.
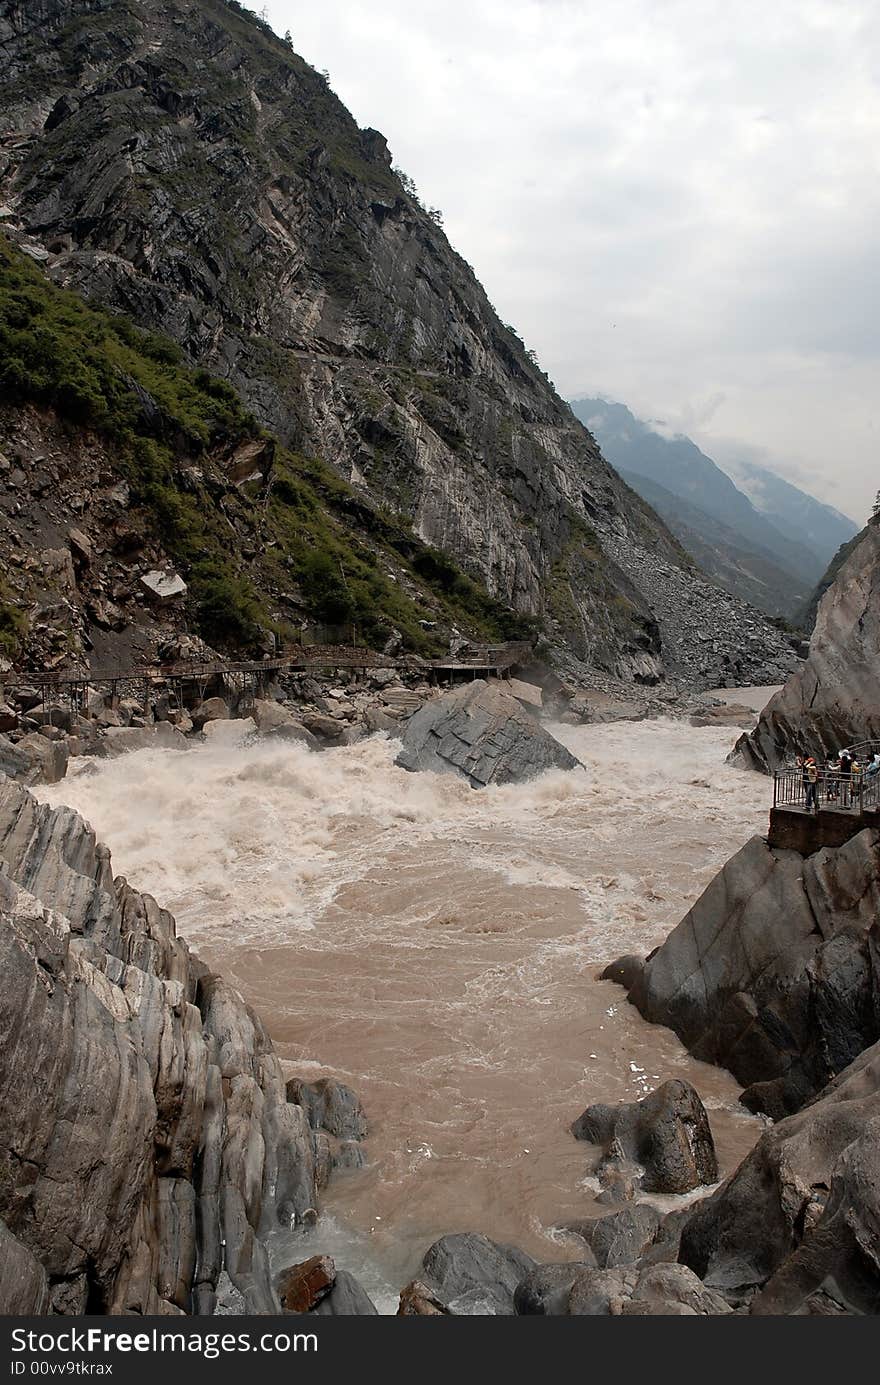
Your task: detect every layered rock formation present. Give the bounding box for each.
[395,678,581,787]
[735,521,880,771]
[0,773,350,1315]
[606,828,880,1118]
[0,0,802,686]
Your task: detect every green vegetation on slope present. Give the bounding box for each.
[0,235,531,654]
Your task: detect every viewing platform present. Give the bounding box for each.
[768,756,880,853]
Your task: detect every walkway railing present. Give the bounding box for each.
[773,768,880,813]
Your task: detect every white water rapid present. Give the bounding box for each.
[42,709,774,1311]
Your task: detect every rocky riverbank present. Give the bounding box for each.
[0,776,367,1314]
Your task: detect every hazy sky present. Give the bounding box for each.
[258,0,879,523]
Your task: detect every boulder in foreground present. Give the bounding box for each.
[395,680,581,788]
[571,1079,718,1194]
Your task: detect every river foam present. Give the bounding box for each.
[42,714,771,1294]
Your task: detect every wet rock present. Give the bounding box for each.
[100,723,188,756]
[514,1262,595,1315]
[419,1233,537,1315]
[276,1255,335,1312]
[363,705,400,735]
[285,1077,368,1141]
[310,1270,378,1315]
[599,954,644,990]
[396,680,581,788]
[299,711,347,744]
[397,1280,450,1315]
[595,1153,640,1204]
[251,700,317,747]
[572,1080,718,1194]
[585,1204,662,1268]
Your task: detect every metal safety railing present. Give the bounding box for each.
[773,767,880,813]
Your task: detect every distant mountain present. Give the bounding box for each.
[616,469,812,619]
[718,456,859,562]
[570,397,857,622]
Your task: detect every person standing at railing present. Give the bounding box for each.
[826,754,840,801]
[839,750,853,807]
[804,756,819,811]
[866,753,880,779]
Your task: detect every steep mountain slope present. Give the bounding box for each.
[0,234,542,668]
[721,454,858,562]
[0,0,800,685]
[571,397,830,616]
[616,468,811,620]
[798,526,867,634]
[733,518,880,772]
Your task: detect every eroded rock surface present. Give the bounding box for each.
[0,774,350,1315]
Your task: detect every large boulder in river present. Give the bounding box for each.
[733,520,880,772]
[615,829,880,1118]
[571,1080,718,1194]
[395,679,581,788]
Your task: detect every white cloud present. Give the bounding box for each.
[257,0,880,524]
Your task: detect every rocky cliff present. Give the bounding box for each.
[0,0,801,687]
[0,773,360,1315]
[605,825,880,1119]
[734,520,880,771]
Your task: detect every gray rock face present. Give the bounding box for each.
[513,1262,597,1315]
[310,1270,378,1315]
[418,1233,537,1315]
[395,680,581,788]
[734,522,880,771]
[0,0,802,687]
[285,1077,368,1142]
[583,1204,663,1268]
[0,774,341,1315]
[617,829,880,1117]
[0,1219,50,1315]
[678,1039,880,1314]
[0,732,68,784]
[571,1080,718,1194]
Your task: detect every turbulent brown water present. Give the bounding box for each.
[43,707,776,1311]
